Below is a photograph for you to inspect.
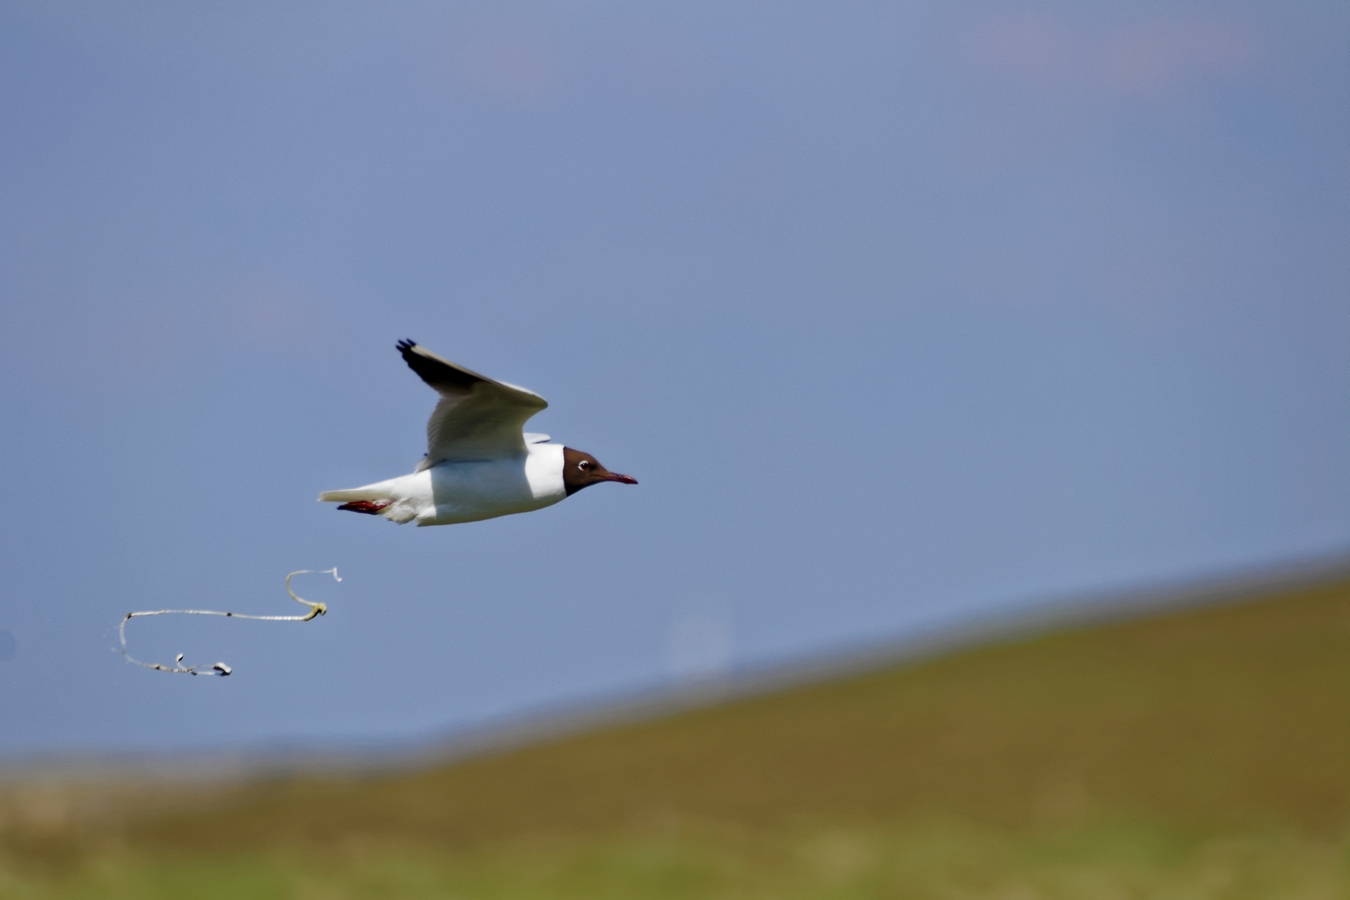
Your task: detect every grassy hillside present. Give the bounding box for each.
[5,575,1350,898]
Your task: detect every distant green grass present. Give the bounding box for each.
[6,819,1350,899]
[5,575,1350,898]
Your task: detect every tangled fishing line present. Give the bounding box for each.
[117,568,341,676]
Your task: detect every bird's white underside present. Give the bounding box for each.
[320,441,566,525]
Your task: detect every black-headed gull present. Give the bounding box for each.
[320,340,636,525]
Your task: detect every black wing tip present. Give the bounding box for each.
[395,339,486,390]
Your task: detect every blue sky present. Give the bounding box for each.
[1,1,1347,756]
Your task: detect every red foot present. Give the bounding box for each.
[337,500,392,515]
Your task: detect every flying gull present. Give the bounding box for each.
[320,340,636,525]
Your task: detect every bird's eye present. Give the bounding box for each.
[578,460,591,471]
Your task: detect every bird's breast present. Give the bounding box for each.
[420,445,565,525]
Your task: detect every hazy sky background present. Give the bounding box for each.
[1,1,1347,756]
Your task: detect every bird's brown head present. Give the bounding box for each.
[562,447,638,496]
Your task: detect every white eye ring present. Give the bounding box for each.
[578,460,591,471]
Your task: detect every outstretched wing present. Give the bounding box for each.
[397,340,548,469]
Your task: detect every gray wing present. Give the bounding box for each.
[397,340,548,469]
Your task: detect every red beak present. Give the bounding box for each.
[603,472,638,485]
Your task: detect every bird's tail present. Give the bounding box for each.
[318,480,401,516]
[318,487,387,503]
[318,473,407,504]
[319,475,422,523]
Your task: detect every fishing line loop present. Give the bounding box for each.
[117,568,341,676]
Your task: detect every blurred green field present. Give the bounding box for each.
[4,574,1350,898]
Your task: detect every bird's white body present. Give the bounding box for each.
[322,442,566,526]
